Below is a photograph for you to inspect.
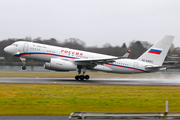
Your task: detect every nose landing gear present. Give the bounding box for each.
[75,67,90,80]
[20,58,26,70]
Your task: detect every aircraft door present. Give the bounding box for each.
[23,43,29,52]
[133,62,138,70]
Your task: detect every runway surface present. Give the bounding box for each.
[0,77,180,86]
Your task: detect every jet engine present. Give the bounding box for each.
[44,58,77,71]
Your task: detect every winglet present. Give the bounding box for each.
[122,50,130,58]
[119,50,131,58]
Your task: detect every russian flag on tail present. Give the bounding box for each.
[148,49,162,55]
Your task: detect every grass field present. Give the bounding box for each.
[0,84,180,115]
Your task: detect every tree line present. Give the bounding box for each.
[0,37,179,63]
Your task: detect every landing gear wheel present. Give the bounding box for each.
[85,75,90,80]
[75,75,80,80]
[80,75,85,80]
[22,66,26,70]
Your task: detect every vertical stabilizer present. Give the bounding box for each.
[137,35,174,66]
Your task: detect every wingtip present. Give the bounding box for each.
[165,35,175,38]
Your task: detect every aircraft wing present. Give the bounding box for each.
[73,50,131,66]
[73,57,118,67]
[74,49,130,63]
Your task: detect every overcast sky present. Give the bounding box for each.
[0,0,180,47]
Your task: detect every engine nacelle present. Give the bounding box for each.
[44,58,77,71]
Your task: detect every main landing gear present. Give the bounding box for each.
[75,66,90,80]
[20,58,26,70]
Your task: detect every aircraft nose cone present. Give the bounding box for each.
[4,46,10,53]
[4,47,8,52]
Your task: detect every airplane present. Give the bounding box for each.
[4,35,174,80]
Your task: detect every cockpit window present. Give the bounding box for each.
[12,44,18,47]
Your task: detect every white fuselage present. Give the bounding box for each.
[4,41,154,74]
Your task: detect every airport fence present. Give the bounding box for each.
[0,62,46,71]
[69,112,180,120]
[69,101,180,120]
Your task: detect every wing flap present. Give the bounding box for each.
[73,57,118,62]
[73,57,118,66]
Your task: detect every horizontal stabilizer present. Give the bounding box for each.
[145,66,167,71]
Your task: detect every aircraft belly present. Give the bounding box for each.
[112,66,133,73]
[93,65,113,72]
[104,64,130,73]
[33,55,51,61]
[19,54,51,62]
[105,64,144,74]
